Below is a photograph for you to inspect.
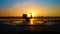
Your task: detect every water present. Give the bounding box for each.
[0,18,60,32]
[0,18,60,25]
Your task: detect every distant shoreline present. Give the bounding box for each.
[0,16,60,19]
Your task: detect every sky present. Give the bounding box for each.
[0,0,60,17]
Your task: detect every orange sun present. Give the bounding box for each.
[27,10,36,17]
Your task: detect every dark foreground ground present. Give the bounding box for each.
[0,19,60,34]
[0,22,60,34]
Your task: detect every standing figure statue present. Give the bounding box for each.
[23,13,32,23]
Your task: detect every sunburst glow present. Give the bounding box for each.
[26,6,40,17]
[27,10,36,17]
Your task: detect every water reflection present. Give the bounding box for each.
[29,19,34,25]
[0,18,59,25]
[0,18,60,32]
[29,19,46,25]
[12,21,23,25]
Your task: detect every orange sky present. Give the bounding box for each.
[0,2,60,17]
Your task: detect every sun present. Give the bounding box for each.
[27,10,35,17]
[24,5,39,17]
[29,11,35,17]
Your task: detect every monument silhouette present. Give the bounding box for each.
[23,13,32,22]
